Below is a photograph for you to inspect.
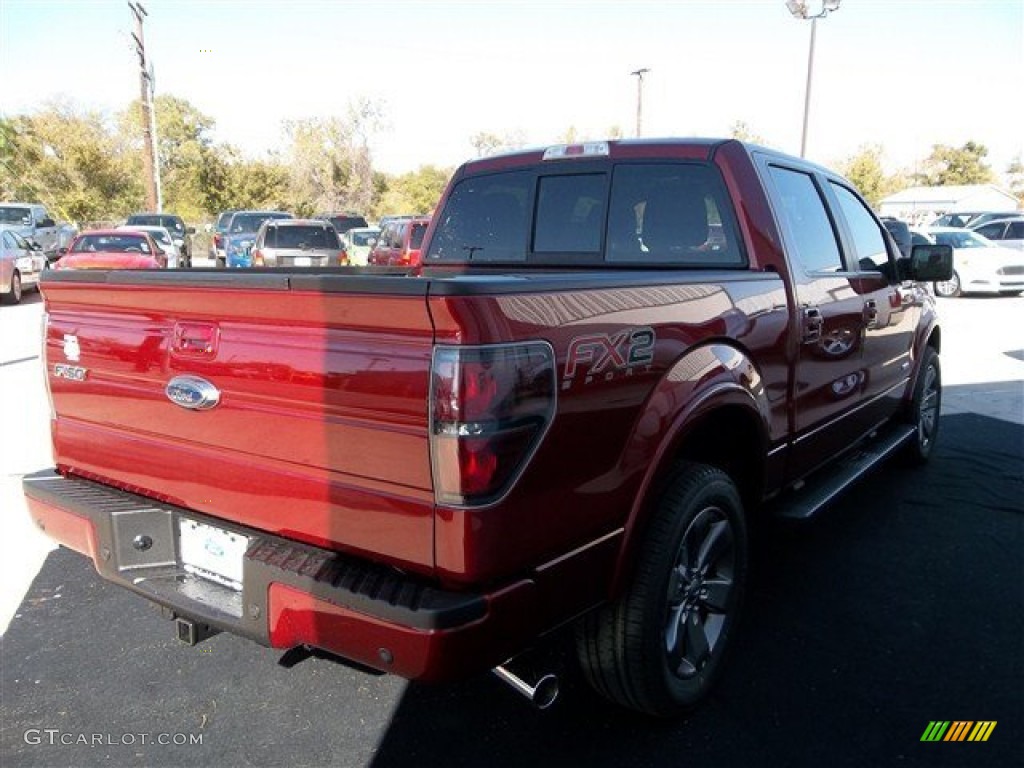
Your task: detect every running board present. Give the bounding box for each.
[771,425,916,520]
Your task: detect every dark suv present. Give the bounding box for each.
[125,214,194,266]
[314,212,368,236]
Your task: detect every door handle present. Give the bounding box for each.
[802,307,823,344]
[862,299,878,327]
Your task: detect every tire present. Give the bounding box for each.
[934,272,961,298]
[2,271,22,305]
[902,346,941,465]
[575,462,748,716]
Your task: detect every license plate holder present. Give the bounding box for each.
[178,518,249,591]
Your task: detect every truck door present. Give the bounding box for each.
[762,163,877,479]
[825,181,919,429]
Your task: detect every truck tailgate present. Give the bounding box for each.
[42,271,436,573]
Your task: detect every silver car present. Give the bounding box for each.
[250,219,345,267]
[971,217,1024,252]
[1,226,46,304]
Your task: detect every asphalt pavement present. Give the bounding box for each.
[1,293,1022,768]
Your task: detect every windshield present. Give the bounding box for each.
[231,213,289,234]
[349,229,380,247]
[129,215,184,234]
[72,234,151,253]
[0,207,31,224]
[931,231,991,249]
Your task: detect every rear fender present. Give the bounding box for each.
[608,342,770,597]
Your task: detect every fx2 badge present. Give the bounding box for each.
[563,327,655,388]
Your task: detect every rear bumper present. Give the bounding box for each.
[22,469,537,681]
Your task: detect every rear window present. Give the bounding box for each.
[426,163,744,267]
[0,207,31,224]
[128,215,184,234]
[266,225,338,249]
[427,171,531,262]
[409,222,427,249]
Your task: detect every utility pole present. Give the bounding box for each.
[630,68,650,138]
[129,1,158,211]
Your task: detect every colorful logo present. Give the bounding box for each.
[920,721,996,742]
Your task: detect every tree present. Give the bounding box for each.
[469,130,526,158]
[729,120,765,145]
[372,165,452,219]
[2,103,141,223]
[915,141,995,186]
[1006,156,1024,205]
[839,144,907,207]
[281,99,385,215]
[118,95,221,219]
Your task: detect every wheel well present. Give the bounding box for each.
[672,406,765,511]
[927,326,941,353]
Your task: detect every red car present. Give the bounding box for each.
[54,230,165,270]
[368,216,430,266]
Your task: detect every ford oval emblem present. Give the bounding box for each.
[165,375,221,411]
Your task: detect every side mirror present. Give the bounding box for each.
[907,244,953,282]
[29,241,43,251]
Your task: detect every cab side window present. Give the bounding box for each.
[829,182,890,272]
[768,166,843,273]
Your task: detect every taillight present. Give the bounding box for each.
[214,233,222,247]
[430,342,556,506]
[252,249,264,266]
[338,250,349,266]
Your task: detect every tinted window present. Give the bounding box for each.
[0,207,31,224]
[829,183,889,271]
[607,164,743,266]
[427,171,531,262]
[1009,222,1024,238]
[231,213,289,233]
[72,235,150,253]
[973,222,1002,239]
[409,222,427,249]
[216,212,234,229]
[328,216,368,233]
[272,225,338,249]
[533,174,606,253]
[768,166,843,272]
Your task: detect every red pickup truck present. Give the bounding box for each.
[24,139,952,716]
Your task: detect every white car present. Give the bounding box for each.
[1,226,47,304]
[343,227,381,267]
[117,225,180,268]
[919,227,1024,297]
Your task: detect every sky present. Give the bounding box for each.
[1,0,1022,181]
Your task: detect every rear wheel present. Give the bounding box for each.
[934,271,961,298]
[2,271,22,305]
[575,463,747,716]
[902,346,941,465]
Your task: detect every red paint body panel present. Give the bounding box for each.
[45,282,437,571]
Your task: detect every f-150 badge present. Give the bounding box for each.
[563,327,656,388]
[165,375,221,411]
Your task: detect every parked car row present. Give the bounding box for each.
[911,225,1024,298]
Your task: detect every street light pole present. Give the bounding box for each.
[630,68,650,138]
[786,0,841,158]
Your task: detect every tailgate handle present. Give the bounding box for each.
[173,322,219,357]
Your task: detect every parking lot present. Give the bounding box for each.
[1,292,1021,767]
